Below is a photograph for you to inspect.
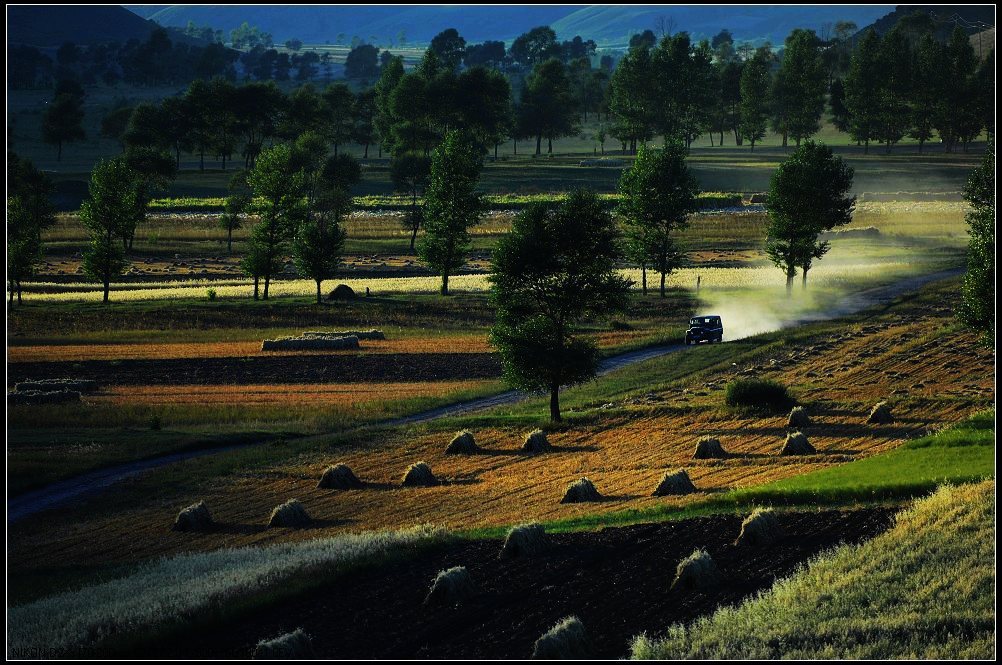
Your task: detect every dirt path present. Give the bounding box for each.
[142,507,894,660]
[5,269,962,524]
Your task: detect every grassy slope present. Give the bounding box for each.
[631,480,995,659]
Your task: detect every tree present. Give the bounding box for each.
[957,143,994,345]
[489,189,632,421]
[829,78,850,134]
[6,154,56,304]
[771,29,826,147]
[245,143,308,300]
[353,88,377,158]
[79,158,138,302]
[518,58,579,155]
[909,34,940,153]
[739,47,771,150]
[650,33,716,147]
[875,24,912,152]
[374,55,405,156]
[430,28,467,71]
[233,81,286,168]
[42,89,86,160]
[285,39,303,51]
[345,44,380,80]
[510,26,560,68]
[219,170,251,253]
[617,143,700,297]
[418,131,483,295]
[456,66,513,158]
[844,29,881,153]
[100,106,133,150]
[390,154,432,251]
[765,140,854,295]
[608,46,656,153]
[323,83,356,156]
[122,146,176,250]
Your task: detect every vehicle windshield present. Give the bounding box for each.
[690,317,719,325]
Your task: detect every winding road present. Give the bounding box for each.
[6,268,962,523]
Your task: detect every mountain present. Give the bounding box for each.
[124,4,896,46]
[7,5,213,48]
[854,5,996,40]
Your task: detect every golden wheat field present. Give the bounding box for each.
[7,300,992,575]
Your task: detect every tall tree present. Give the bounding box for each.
[245,143,308,300]
[509,26,560,68]
[518,58,579,155]
[79,158,138,302]
[771,29,826,147]
[765,140,855,294]
[100,106,133,151]
[456,66,513,158]
[739,47,772,150]
[418,131,483,295]
[42,88,86,161]
[122,146,176,250]
[373,55,405,156]
[323,83,357,156]
[219,169,251,254]
[430,28,467,71]
[6,154,56,304]
[390,154,432,251]
[844,29,882,153]
[489,189,632,421]
[608,46,656,153]
[353,88,377,158]
[875,24,913,152]
[957,143,994,345]
[617,143,700,297]
[650,33,716,147]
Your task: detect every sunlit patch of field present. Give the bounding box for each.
[7,302,992,577]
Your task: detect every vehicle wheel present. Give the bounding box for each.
[685,338,691,346]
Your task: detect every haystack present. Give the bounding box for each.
[317,463,364,490]
[424,566,475,606]
[500,523,549,560]
[401,461,439,487]
[253,629,315,659]
[303,329,384,340]
[531,616,590,660]
[693,436,727,459]
[445,430,480,454]
[671,549,722,591]
[787,406,811,428]
[522,429,552,453]
[15,378,98,393]
[328,284,357,300]
[560,477,602,504]
[867,401,894,424]
[780,431,816,455]
[172,500,213,532]
[652,469,697,497]
[268,499,311,528]
[734,508,783,546]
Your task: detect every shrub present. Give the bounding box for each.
[867,402,894,424]
[781,431,816,455]
[206,288,217,301]
[693,436,727,460]
[500,523,549,560]
[268,499,311,528]
[424,566,475,606]
[253,628,315,659]
[148,415,162,431]
[172,501,213,533]
[317,463,364,490]
[672,549,722,591]
[725,378,793,412]
[531,616,590,659]
[561,477,602,504]
[787,406,811,428]
[522,429,552,453]
[653,469,697,497]
[401,461,439,487]
[445,430,480,454]
[734,508,783,546]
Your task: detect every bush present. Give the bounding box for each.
[206,288,217,301]
[725,378,793,413]
[253,628,315,659]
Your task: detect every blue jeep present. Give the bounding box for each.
[685,315,723,345]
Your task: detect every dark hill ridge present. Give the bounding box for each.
[7,4,212,48]
[123,4,894,46]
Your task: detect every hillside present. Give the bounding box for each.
[7,5,213,48]
[124,4,894,46]
[855,5,996,40]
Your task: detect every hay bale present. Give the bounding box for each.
[867,401,894,424]
[522,429,552,453]
[172,500,213,532]
[401,461,439,487]
[424,566,475,606]
[302,329,385,340]
[671,549,722,591]
[748,192,768,204]
[787,406,811,428]
[445,430,480,454]
[261,335,360,351]
[328,284,357,301]
[253,629,315,659]
[15,378,98,393]
[268,499,311,528]
[500,523,549,559]
[531,616,590,659]
[781,430,816,455]
[734,508,783,546]
[652,469,697,497]
[693,436,727,459]
[317,463,364,490]
[560,477,602,504]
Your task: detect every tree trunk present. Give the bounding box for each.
[550,383,561,422]
[200,149,205,171]
[641,265,647,295]
[57,141,63,161]
[16,281,22,305]
[103,277,110,303]
[781,131,788,147]
[709,132,715,147]
[864,139,869,155]
[785,267,795,297]
[227,228,233,254]
[263,275,270,300]
[316,279,322,304]
[253,276,259,300]
[802,267,809,289]
[547,138,552,154]
[660,271,666,298]
[535,135,541,155]
[410,225,418,251]
[364,143,369,158]
[440,272,449,296]
[494,143,499,160]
